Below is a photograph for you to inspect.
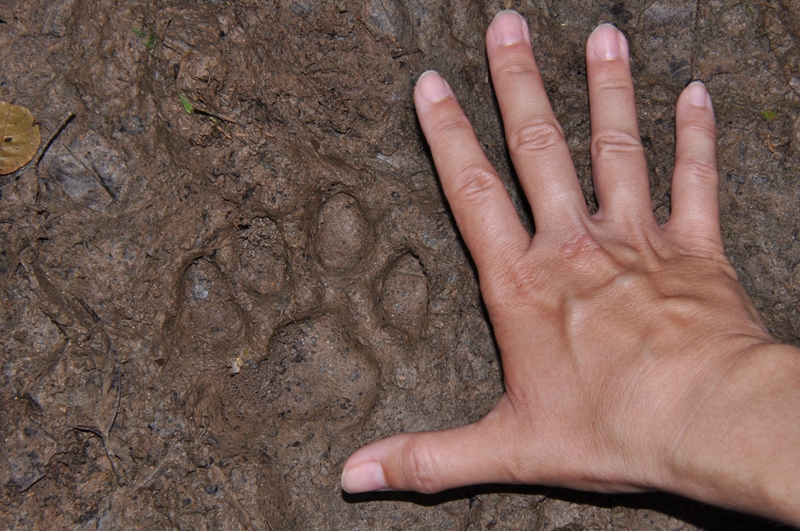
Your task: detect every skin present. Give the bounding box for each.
[341,11,800,525]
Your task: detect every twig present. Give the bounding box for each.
[193,105,242,126]
[133,461,166,493]
[69,362,123,486]
[213,122,233,140]
[35,112,75,166]
[106,364,122,436]
[718,135,743,155]
[176,49,191,84]
[72,425,104,438]
[71,425,122,486]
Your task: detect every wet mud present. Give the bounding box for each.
[1,0,798,529]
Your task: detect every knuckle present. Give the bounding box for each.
[558,232,617,275]
[595,75,633,94]
[495,59,540,81]
[591,129,643,158]
[429,112,473,141]
[558,232,605,258]
[680,157,719,183]
[449,164,503,207]
[507,119,565,157]
[682,118,716,139]
[399,441,441,494]
[485,250,545,303]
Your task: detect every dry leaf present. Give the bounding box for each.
[0,101,41,175]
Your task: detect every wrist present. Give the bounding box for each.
[658,341,800,524]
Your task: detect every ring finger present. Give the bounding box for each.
[585,24,653,224]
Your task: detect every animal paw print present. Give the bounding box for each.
[179,182,432,442]
[314,191,373,273]
[226,216,290,298]
[174,258,247,362]
[262,314,380,421]
[379,252,428,338]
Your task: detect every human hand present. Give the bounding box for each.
[342,10,800,523]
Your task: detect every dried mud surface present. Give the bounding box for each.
[1,1,798,529]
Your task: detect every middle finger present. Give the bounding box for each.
[486,11,589,232]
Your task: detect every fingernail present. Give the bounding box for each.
[591,23,621,60]
[341,461,388,493]
[491,10,528,46]
[686,81,710,108]
[416,70,452,103]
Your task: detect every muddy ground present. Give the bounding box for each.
[1,0,798,529]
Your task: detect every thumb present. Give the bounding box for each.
[341,408,517,494]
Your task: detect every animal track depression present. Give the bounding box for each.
[1,1,797,529]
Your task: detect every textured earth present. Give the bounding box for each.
[1,0,798,529]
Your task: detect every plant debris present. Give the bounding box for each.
[0,100,41,175]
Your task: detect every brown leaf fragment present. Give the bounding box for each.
[45,151,113,210]
[0,101,41,175]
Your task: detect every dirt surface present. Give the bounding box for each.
[1,0,798,529]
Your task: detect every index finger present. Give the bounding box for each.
[414,71,530,271]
